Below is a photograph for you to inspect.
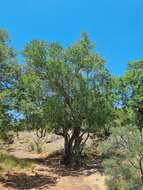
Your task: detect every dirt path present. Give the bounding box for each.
[0,132,106,190]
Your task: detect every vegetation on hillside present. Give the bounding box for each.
[0,28,143,189]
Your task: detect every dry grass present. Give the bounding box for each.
[0,151,34,173]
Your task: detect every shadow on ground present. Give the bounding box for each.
[0,172,57,189]
[0,149,105,189]
[17,150,104,177]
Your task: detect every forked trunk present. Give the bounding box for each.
[63,128,89,166]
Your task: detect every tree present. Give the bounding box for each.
[99,60,143,189]
[126,60,143,136]
[0,29,18,138]
[19,33,114,165]
[118,60,143,136]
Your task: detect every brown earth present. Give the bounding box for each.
[0,131,106,190]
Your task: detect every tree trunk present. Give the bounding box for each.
[63,134,73,165]
[63,128,89,166]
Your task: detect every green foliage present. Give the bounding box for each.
[15,71,49,132]
[16,33,114,165]
[0,29,19,136]
[99,124,143,190]
[117,60,143,129]
[99,59,143,189]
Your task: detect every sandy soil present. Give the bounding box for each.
[0,132,106,190]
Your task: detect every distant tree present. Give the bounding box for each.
[117,60,143,135]
[0,29,19,138]
[126,60,143,136]
[99,60,143,189]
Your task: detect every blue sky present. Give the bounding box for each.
[1,0,143,76]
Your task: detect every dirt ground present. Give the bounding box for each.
[0,131,106,190]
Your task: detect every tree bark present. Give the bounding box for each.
[63,128,89,166]
[63,134,73,165]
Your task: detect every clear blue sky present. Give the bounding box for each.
[1,0,143,76]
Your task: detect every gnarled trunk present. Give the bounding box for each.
[63,128,89,166]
